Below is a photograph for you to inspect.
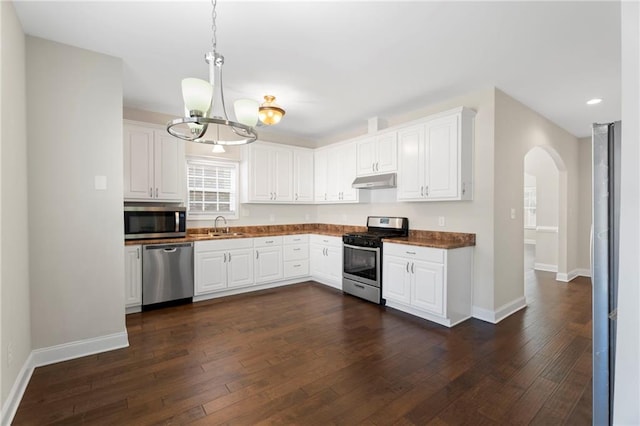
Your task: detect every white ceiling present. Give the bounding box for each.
[14,1,621,145]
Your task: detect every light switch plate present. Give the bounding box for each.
[438,216,446,227]
[94,175,107,190]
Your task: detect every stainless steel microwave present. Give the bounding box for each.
[124,206,187,240]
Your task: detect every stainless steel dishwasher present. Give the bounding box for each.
[142,242,194,308]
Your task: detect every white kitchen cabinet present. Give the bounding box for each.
[124,245,142,313]
[382,242,473,327]
[315,142,359,203]
[356,132,398,176]
[123,121,185,202]
[397,107,475,201]
[195,239,254,295]
[242,142,294,203]
[283,234,310,278]
[293,148,314,203]
[310,235,343,289]
[254,236,284,284]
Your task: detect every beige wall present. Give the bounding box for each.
[0,0,31,409]
[27,37,126,349]
[577,137,592,273]
[494,89,581,297]
[315,88,497,313]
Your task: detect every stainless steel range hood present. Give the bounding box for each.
[352,172,397,189]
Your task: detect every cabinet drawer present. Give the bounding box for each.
[283,244,309,261]
[196,238,253,252]
[284,260,309,278]
[284,234,309,245]
[383,243,444,263]
[310,234,342,247]
[253,236,283,247]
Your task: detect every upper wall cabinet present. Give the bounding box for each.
[356,132,398,177]
[315,142,360,203]
[123,121,185,202]
[241,142,314,204]
[397,107,475,202]
[293,147,315,203]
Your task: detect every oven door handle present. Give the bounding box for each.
[343,244,380,252]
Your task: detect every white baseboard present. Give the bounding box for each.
[30,331,129,367]
[556,268,590,282]
[472,297,527,324]
[1,331,128,426]
[535,263,558,273]
[1,352,35,426]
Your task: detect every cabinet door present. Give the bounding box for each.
[248,144,274,202]
[356,137,376,176]
[154,132,184,201]
[309,243,326,278]
[425,115,459,199]
[326,147,342,201]
[376,132,398,173]
[123,125,154,200]
[397,125,426,201]
[412,260,444,316]
[255,247,283,284]
[195,250,227,295]
[227,248,254,288]
[325,245,343,286]
[314,150,328,202]
[124,245,142,307]
[382,255,410,305]
[293,149,314,203]
[272,147,294,202]
[339,143,358,201]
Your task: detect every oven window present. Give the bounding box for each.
[343,246,378,282]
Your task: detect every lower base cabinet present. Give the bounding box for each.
[383,242,473,327]
[310,235,343,289]
[124,245,142,313]
[195,239,254,295]
[254,236,284,284]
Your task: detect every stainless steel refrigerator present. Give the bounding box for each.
[592,121,621,425]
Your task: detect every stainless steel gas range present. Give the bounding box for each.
[342,216,409,304]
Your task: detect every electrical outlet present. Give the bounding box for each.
[269,214,275,222]
[7,341,13,367]
[510,208,516,219]
[438,216,446,227]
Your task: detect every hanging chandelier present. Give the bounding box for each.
[167,0,284,145]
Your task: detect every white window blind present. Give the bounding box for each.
[186,158,238,217]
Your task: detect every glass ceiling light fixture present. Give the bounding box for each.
[258,95,286,125]
[167,0,258,146]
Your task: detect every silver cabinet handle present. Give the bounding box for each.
[149,187,153,197]
[156,188,159,198]
[293,264,301,268]
[136,248,140,259]
[295,193,299,201]
[324,193,327,201]
[224,252,227,263]
[322,239,329,243]
[293,248,301,251]
[375,162,379,171]
[420,186,424,197]
[274,192,277,200]
[425,186,429,197]
[256,251,259,259]
[406,251,416,255]
[228,252,232,262]
[406,262,409,273]
[411,262,415,274]
[462,182,466,195]
[265,240,273,244]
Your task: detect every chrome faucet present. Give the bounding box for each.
[214,215,229,234]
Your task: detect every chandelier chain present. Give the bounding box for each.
[211,0,217,53]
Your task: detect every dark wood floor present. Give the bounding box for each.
[14,271,592,425]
